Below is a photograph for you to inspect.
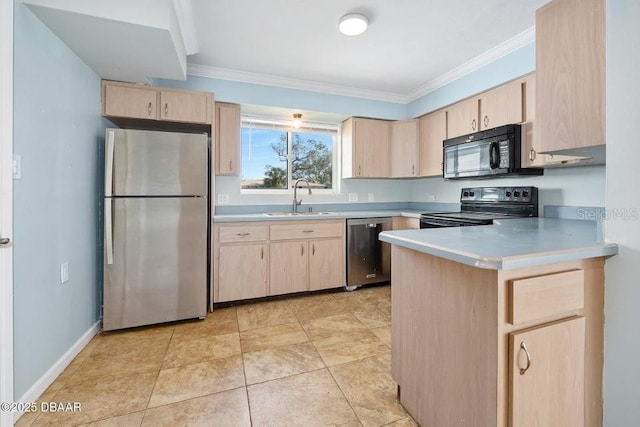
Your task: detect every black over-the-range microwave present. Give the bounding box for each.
[442,124,543,179]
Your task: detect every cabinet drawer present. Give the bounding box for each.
[509,269,584,325]
[218,225,268,243]
[270,221,344,241]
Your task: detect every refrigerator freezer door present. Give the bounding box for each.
[103,197,207,330]
[106,129,208,197]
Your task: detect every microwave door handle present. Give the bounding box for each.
[489,142,500,169]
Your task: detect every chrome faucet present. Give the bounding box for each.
[293,178,312,213]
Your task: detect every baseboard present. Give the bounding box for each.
[13,320,102,423]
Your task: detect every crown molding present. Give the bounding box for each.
[405,26,536,103]
[187,64,407,104]
[187,26,536,105]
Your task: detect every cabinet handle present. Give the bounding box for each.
[261,247,264,260]
[302,230,314,233]
[229,160,232,171]
[236,232,250,236]
[164,103,168,116]
[147,102,152,116]
[312,243,315,256]
[471,119,477,131]
[412,165,415,175]
[483,115,489,128]
[529,148,536,161]
[301,244,304,256]
[519,341,532,375]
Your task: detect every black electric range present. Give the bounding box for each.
[419,186,538,228]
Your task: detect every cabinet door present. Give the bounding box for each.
[509,317,585,427]
[216,103,241,175]
[309,239,345,291]
[446,97,479,138]
[103,83,158,120]
[390,120,419,177]
[418,110,446,177]
[218,244,267,302]
[479,81,523,130]
[536,0,605,152]
[269,241,309,295]
[160,90,211,124]
[353,118,390,177]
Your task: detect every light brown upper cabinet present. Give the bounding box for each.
[536,0,605,154]
[418,109,447,177]
[446,80,524,139]
[101,80,213,125]
[479,81,523,130]
[446,97,480,138]
[102,82,158,120]
[215,102,241,175]
[342,118,391,178]
[390,119,419,178]
[159,89,211,124]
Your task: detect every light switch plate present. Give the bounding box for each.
[60,262,69,284]
[13,154,21,180]
[348,193,358,202]
[368,193,374,202]
[217,193,229,205]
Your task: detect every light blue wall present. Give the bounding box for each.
[407,43,536,118]
[155,75,408,120]
[603,1,640,425]
[409,166,606,214]
[13,1,104,398]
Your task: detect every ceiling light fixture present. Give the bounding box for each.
[338,13,368,36]
[292,113,303,129]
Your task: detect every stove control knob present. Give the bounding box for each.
[469,191,475,197]
[505,191,512,197]
[463,191,469,197]
[523,190,529,198]
[514,191,520,197]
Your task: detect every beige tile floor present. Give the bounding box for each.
[17,284,417,427]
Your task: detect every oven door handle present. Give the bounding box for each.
[489,142,500,169]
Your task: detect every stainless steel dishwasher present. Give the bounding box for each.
[346,217,392,290]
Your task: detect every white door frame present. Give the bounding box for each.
[0,0,14,423]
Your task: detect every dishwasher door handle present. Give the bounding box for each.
[365,223,378,228]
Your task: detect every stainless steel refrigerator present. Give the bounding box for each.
[103,128,208,331]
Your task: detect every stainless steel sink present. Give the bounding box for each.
[265,212,336,216]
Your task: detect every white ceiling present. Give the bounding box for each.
[188,0,550,103]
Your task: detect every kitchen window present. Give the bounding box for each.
[240,117,339,193]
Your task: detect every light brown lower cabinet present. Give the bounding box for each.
[390,245,604,427]
[212,220,345,303]
[269,241,310,295]
[509,316,585,427]
[218,244,267,302]
[309,238,345,291]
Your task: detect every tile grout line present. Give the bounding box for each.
[140,326,176,424]
[236,305,254,426]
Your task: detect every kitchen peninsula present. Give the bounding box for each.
[379,218,617,427]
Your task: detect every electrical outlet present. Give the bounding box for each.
[60,262,69,284]
[348,193,358,202]
[428,195,436,201]
[368,193,374,202]
[13,154,21,180]
[217,193,229,205]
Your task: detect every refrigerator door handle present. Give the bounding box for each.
[105,130,115,196]
[105,198,114,265]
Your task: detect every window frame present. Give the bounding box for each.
[239,116,341,195]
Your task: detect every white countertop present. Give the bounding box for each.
[213,210,424,222]
[378,218,618,270]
